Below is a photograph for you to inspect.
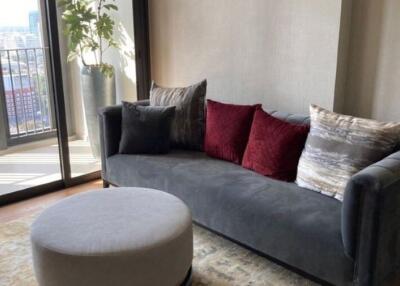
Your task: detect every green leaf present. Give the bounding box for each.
[60,0,120,65]
[104,4,118,11]
[99,64,114,77]
[57,0,70,8]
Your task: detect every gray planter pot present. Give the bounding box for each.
[80,66,116,158]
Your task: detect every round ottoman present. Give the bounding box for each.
[30,188,193,286]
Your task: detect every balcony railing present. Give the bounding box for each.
[0,47,55,143]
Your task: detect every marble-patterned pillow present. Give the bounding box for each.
[296,105,400,201]
[150,80,207,150]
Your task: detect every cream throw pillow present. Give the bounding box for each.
[296,105,400,201]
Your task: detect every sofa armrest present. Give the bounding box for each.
[98,105,122,180]
[342,150,400,285]
[98,100,149,179]
[99,105,122,156]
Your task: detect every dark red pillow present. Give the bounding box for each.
[205,100,260,164]
[242,108,309,181]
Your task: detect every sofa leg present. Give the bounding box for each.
[181,267,192,286]
[103,180,110,188]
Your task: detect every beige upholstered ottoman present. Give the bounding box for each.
[30,188,193,286]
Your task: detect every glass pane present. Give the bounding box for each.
[0,0,61,196]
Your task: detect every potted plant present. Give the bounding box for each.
[59,0,119,158]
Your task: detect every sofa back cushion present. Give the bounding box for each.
[150,80,207,151]
[296,104,400,201]
[242,108,309,181]
[268,110,310,126]
[205,100,260,164]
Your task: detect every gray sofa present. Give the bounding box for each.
[99,101,400,286]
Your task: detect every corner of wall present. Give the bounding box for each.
[333,0,354,114]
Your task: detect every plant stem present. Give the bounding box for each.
[97,0,103,65]
[88,26,99,65]
[79,43,88,66]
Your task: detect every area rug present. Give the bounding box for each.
[0,213,317,286]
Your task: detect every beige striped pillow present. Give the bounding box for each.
[150,80,207,151]
[296,105,400,201]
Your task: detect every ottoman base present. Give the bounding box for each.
[182,267,192,286]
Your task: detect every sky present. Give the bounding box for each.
[0,0,39,27]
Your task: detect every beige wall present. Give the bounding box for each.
[61,0,400,124]
[344,0,400,121]
[60,0,137,139]
[149,0,344,114]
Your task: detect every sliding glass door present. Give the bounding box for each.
[0,0,149,205]
[60,0,142,180]
[0,0,62,199]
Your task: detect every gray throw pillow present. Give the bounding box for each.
[119,102,175,154]
[296,105,400,201]
[150,80,207,150]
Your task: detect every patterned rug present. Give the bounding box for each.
[0,213,317,286]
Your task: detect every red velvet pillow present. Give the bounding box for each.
[205,100,260,164]
[242,108,309,181]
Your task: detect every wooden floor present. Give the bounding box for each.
[0,139,100,196]
[0,180,103,223]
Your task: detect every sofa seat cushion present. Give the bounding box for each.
[106,150,353,286]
